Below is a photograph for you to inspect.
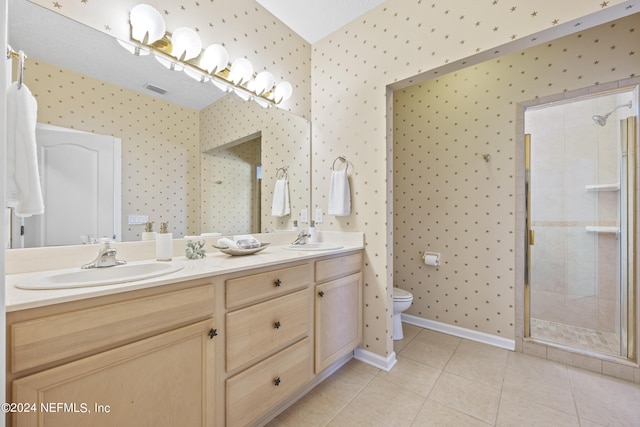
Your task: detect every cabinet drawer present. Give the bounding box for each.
[10,284,215,373]
[226,337,312,427]
[226,263,311,309]
[226,288,311,372]
[315,252,362,283]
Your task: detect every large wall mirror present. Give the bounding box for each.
[7,0,310,247]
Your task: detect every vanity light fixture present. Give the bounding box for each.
[124,3,293,107]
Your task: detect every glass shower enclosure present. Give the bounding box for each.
[525,89,637,360]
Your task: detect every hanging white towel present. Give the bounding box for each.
[271,178,291,217]
[328,169,351,216]
[6,82,44,217]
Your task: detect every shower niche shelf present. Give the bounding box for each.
[585,226,620,234]
[585,183,620,192]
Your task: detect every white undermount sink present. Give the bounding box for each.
[284,243,343,251]
[16,261,184,290]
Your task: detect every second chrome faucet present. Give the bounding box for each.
[81,238,127,269]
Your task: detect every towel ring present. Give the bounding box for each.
[17,50,25,90]
[276,167,288,179]
[332,156,348,172]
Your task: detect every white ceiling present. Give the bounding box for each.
[257,0,386,44]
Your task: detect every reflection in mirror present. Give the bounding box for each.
[200,94,310,235]
[7,0,310,246]
[202,132,262,234]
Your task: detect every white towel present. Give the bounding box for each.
[6,82,44,217]
[328,169,351,216]
[271,178,290,217]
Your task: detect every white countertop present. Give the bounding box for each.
[5,232,364,312]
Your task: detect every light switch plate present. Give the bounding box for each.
[300,208,308,223]
[315,208,323,223]
[128,215,148,225]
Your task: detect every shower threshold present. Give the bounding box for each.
[530,318,620,357]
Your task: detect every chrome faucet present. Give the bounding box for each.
[81,239,127,269]
[291,230,311,245]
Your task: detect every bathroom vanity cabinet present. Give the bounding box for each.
[6,278,217,427]
[5,248,363,427]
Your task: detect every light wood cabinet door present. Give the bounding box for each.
[12,319,216,427]
[315,273,363,372]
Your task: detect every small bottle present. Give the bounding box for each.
[156,221,173,261]
[292,220,299,231]
[141,221,156,241]
[308,220,317,243]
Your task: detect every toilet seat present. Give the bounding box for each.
[393,287,413,301]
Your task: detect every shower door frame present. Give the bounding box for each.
[523,87,638,362]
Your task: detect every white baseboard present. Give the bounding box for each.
[402,314,516,351]
[353,347,397,372]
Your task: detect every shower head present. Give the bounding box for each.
[592,101,633,126]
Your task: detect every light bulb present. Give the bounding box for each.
[254,71,275,96]
[273,81,293,104]
[171,27,202,61]
[228,58,253,85]
[130,4,166,45]
[201,44,229,74]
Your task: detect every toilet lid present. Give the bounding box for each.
[393,287,413,300]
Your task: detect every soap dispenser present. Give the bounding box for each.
[141,221,156,241]
[308,220,317,243]
[156,221,173,261]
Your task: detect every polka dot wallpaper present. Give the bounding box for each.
[311,0,632,358]
[25,0,635,362]
[200,94,311,233]
[393,15,639,340]
[23,59,200,241]
[201,136,261,235]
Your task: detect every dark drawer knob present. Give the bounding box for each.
[274,279,282,287]
[274,321,281,329]
[318,291,325,297]
[208,328,217,339]
[273,377,281,386]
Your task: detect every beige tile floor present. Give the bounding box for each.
[268,324,640,427]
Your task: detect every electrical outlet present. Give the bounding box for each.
[315,208,323,223]
[300,208,308,223]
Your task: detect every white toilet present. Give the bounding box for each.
[392,287,414,340]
